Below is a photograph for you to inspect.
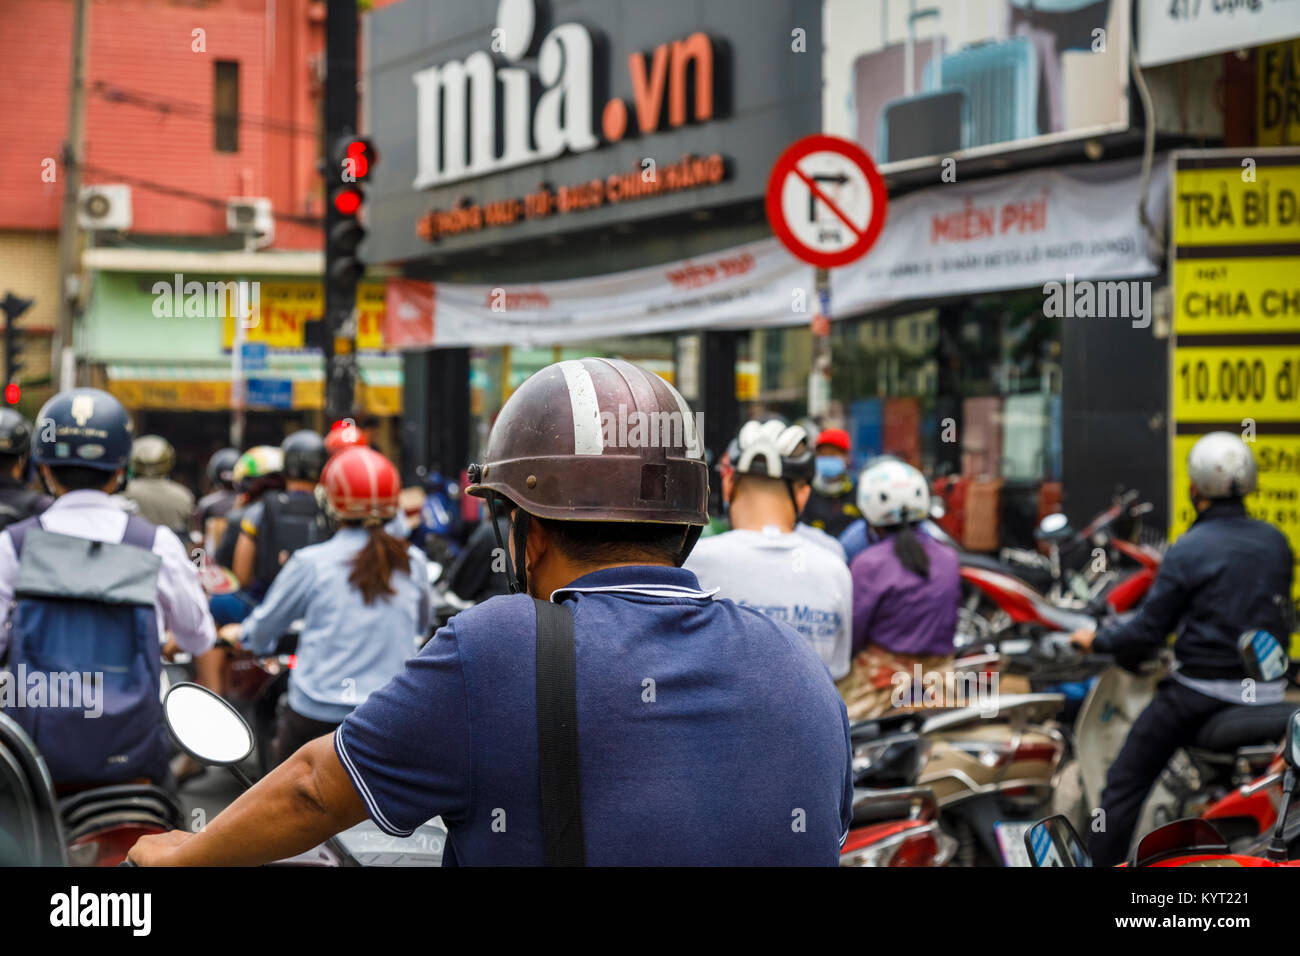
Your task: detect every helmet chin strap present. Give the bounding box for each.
[487,495,530,595]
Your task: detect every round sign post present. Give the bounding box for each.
[765,135,888,416]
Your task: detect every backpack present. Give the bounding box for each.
[254,491,331,585]
[1,515,169,785]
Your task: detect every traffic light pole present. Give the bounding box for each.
[323,0,360,424]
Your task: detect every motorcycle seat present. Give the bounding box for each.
[961,552,1052,591]
[1192,702,1298,753]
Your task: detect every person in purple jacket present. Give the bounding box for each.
[839,460,960,720]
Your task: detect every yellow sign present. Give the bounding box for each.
[108,379,233,412]
[222,281,386,350]
[1172,163,1300,246]
[1259,40,1300,148]
[1172,345,1300,423]
[1173,256,1300,334]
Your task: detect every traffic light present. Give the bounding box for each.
[327,135,376,289]
[1,292,33,398]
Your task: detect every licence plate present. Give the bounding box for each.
[994,821,1034,867]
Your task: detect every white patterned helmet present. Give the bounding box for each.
[858,460,930,527]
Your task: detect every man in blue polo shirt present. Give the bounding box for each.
[129,358,851,867]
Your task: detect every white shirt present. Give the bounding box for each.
[686,525,853,679]
[0,489,216,659]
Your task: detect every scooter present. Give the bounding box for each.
[0,711,184,867]
[850,691,1067,866]
[128,682,447,866]
[1050,629,1300,851]
[1026,704,1300,867]
[840,732,959,867]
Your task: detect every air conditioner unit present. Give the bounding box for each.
[77,184,132,232]
[226,197,274,247]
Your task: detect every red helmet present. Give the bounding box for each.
[320,446,400,522]
[815,428,851,453]
[325,418,370,457]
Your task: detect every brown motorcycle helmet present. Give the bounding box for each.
[467,357,708,591]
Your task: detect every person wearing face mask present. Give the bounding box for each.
[799,428,860,539]
[128,358,852,868]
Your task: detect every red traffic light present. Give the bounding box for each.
[346,141,371,179]
[333,187,363,216]
[5,383,19,405]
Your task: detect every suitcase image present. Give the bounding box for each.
[877,88,968,164]
[922,37,1039,149]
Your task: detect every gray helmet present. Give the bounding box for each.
[131,435,175,478]
[1187,432,1257,499]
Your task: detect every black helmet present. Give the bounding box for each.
[0,408,33,459]
[207,447,241,489]
[281,430,326,481]
[33,387,133,472]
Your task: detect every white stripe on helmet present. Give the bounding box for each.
[558,360,605,456]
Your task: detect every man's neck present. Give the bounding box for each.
[729,497,795,534]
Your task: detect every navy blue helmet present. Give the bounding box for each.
[32,388,134,472]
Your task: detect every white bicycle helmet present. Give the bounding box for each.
[1186,431,1257,499]
[858,459,930,527]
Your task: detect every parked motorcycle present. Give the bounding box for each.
[850,691,1066,866]
[1026,703,1300,867]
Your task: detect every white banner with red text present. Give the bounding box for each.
[384,156,1167,349]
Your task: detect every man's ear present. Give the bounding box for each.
[795,482,812,512]
[525,514,549,574]
[721,470,735,503]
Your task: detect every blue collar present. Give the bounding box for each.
[551,565,716,603]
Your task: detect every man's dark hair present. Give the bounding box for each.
[46,465,117,492]
[535,516,689,566]
[0,452,23,476]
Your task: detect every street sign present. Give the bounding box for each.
[246,377,294,410]
[240,341,268,371]
[765,134,888,269]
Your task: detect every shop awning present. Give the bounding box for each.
[106,358,403,416]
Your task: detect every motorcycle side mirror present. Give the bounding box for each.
[1024,814,1092,867]
[1034,512,1071,541]
[929,500,946,520]
[1238,629,1289,684]
[163,682,254,768]
[426,561,443,584]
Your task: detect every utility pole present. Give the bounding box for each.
[53,0,90,392]
[323,0,361,424]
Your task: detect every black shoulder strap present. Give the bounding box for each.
[533,597,585,867]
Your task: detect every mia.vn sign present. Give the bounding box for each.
[412,0,717,189]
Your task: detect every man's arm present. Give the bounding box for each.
[1092,546,1194,657]
[153,526,216,655]
[232,530,257,588]
[240,554,312,654]
[0,533,16,660]
[128,734,367,866]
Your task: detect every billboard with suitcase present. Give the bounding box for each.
[824,0,1131,173]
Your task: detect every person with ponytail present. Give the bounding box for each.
[837,459,960,720]
[219,446,429,767]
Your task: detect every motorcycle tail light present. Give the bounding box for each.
[1011,740,1063,764]
[68,823,167,867]
[951,739,1014,768]
[840,821,954,867]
